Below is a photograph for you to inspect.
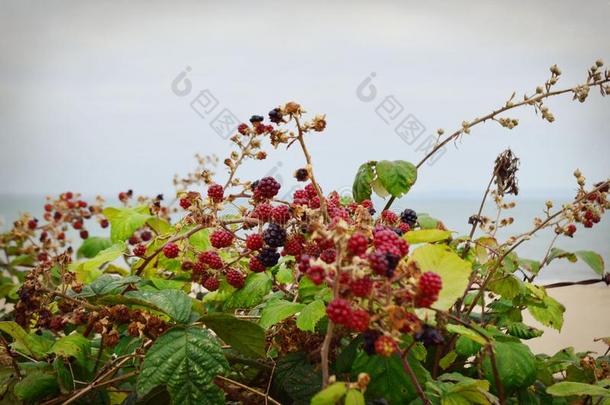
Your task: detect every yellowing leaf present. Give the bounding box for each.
[404,229,452,244]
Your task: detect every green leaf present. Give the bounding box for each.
[375,160,417,198]
[53,357,74,394]
[272,352,321,403]
[518,258,541,275]
[547,381,610,397]
[417,213,441,230]
[352,162,375,203]
[545,248,577,265]
[200,313,266,358]
[259,299,304,329]
[188,228,211,251]
[48,333,91,366]
[488,274,521,299]
[100,289,192,323]
[296,300,326,332]
[456,336,482,357]
[298,277,332,304]
[528,294,565,331]
[72,242,126,283]
[137,326,228,405]
[14,371,59,402]
[446,324,487,346]
[409,244,472,310]
[344,389,366,405]
[76,237,113,259]
[574,250,605,276]
[506,322,544,340]
[483,341,536,391]
[404,229,452,244]
[103,206,153,243]
[352,353,428,404]
[311,382,347,405]
[439,351,458,370]
[224,272,272,310]
[79,274,142,297]
[0,321,53,358]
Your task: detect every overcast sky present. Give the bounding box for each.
[0,0,609,200]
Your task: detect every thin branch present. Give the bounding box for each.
[216,375,282,405]
[400,350,431,405]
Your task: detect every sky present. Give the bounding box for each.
[0,0,609,201]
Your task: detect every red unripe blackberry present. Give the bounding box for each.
[203,276,219,291]
[207,184,224,202]
[226,269,245,288]
[565,223,577,236]
[64,191,74,200]
[369,252,389,276]
[320,248,337,264]
[237,123,249,135]
[283,235,304,256]
[246,233,264,251]
[44,203,53,212]
[100,218,109,228]
[210,229,234,248]
[416,294,438,308]
[347,233,368,256]
[326,298,352,325]
[249,256,266,273]
[271,205,291,224]
[72,220,83,230]
[306,265,325,285]
[350,277,373,297]
[419,271,442,296]
[27,219,38,230]
[162,242,180,259]
[179,198,191,209]
[128,235,140,245]
[77,200,87,208]
[140,230,152,242]
[304,183,318,199]
[253,177,281,199]
[251,203,273,222]
[57,232,65,240]
[397,222,410,233]
[308,196,321,209]
[381,210,399,224]
[182,260,194,271]
[79,230,89,239]
[349,309,370,332]
[198,251,223,269]
[292,189,309,205]
[375,336,397,357]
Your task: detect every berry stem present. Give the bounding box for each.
[293,115,329,222]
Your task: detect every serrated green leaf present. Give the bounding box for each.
[440,351,458,370]
[488,274,521,299]
[188,228,211,251]
[456,335,482,357]
[404,229,452,244]
[528,294,565,331]
[53,357,74,394]
[298,277,332,304]
[200,313,266,358]
[103,206,153,243]
[137,326,228,405]
[77,237,113,259]
[100,289,192,323]
[296,300,326,332]
[375,160,417,198]
[352,162,375,203]
[14,371,59,402]
[0,321,53,359]
[574,250,605,276]
[344,388,366,405]
[506,322,544,340]
[272,352,321,403]
[224,272,272,310]
[72,242,126,283]
[547,381,610,397]
[48,333,90,366]
[79,274,142,297]
[409,244,472,311]
[483,341,536,391]
[446,324,488,346]
[311,382,347,405]
[259,300,304,329]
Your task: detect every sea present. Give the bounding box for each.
[0,193,608,284]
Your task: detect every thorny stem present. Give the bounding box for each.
[383,77,610,212]
[400,350,431,405]
[320,247,343,387]
[293,115,330,222]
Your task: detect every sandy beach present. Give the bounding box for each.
[523,284,610,355]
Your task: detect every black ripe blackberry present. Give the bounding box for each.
[249,115,264,123]
[257,247,280,267]
[415,325,445,346]
[385,253,399,277]
[268,108,283,124]
[400,209,418,227]
[363,330,380,356]
[264,223,286,247]
[295,168,309,182]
